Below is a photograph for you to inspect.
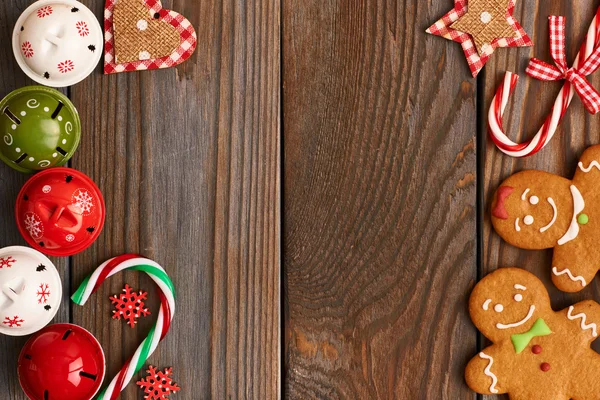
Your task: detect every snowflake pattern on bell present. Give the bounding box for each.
[22,41,34,58]
[3,316,24,328]
[110,284,151,328]
[36,284,50,304]
[72,189,94,215]
[76,21,89,37]
[58,60,75,74]
[37,6,53,18]
[0,256,15,269]
[136,366,181,400]
[24,213,43,239]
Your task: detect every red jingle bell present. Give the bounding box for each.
[18,323,106,400]
[15,167,105,257]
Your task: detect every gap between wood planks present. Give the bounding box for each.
[476,63,486,400]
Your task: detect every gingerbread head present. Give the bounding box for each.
[490,146,600,292]
[491,171,573,250]
[469,268,552,344]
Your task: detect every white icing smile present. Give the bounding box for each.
[540,198,557,233]
[496,305,535,329]
[558,185,585,246]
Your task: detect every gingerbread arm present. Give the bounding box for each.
[563,301,600,344]
[573,145,600,183]
[465,347,507,395]
[552,243,598,292]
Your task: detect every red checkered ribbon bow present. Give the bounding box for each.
[526,16,600,114]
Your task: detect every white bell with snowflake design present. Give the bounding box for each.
[0,246,62,336]
[12,0,103,87]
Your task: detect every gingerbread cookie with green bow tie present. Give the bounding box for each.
[466,268,600,398]
[491,145,600,293]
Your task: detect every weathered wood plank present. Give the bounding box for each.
[483,1,600,399]
[283,0,477,397]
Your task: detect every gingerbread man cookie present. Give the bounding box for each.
[491,146,600,292]
[466,268,600,398]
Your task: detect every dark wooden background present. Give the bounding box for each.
[1,0,599,399]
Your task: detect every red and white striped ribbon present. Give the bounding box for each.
[489,8,600,158]
[527,16,600,114]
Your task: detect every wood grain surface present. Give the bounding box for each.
[282,0,478,398]
[0,0,280,399]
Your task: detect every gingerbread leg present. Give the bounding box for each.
[551,265,596,292]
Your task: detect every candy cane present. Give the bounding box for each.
[71,254,176,400]
[489,7,600,158]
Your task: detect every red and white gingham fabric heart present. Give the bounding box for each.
[104,0,197,74]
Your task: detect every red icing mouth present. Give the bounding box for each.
[492,186,514,220]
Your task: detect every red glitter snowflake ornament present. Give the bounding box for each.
[110,284,150,328]
[137,366,181,400]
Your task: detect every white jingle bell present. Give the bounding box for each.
[12,0,103,87]
[0,246,62,336]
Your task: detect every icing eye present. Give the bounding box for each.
[483,299,492,310]
[514,294,523,302]
[529,196,539,205]
[523,215,534,225]
[494,304,504,313]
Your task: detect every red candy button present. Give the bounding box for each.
[18,324,106,400]
[15,168,105,257]
[541,362,551,372]
[532,345,542,354]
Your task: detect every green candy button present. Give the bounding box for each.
[0,86,81,173]
[578,214,589,225]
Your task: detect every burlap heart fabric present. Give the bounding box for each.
[104,0,197,74]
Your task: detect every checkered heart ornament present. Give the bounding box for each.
[104,0,197,74]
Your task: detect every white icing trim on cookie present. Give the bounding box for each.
[483,299,492,311]
[515,218,521,232]
[521,188,530,201]
[514,284,526,290]
[552,267,586,287]
[496,305,535,329]
[540,198,557,233]
[567,306,598,337]
[479,352,499,394]
[578,160,600,173]
[557,185,585,246]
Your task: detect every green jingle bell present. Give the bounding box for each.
[0,86,80,173]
